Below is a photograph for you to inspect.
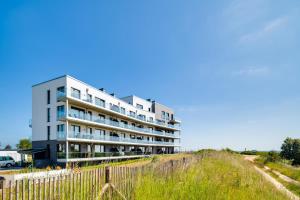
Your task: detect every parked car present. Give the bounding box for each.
[0,156,15,168]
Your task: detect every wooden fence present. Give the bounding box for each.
[0,157,193,200]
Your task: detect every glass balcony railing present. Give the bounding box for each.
[65,111,180,138]
[57,151,149,159]
[56,89,181,130]
[57,132,178,146]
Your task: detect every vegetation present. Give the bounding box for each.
[17,138,32,150]
[4,144,12,150]
[133,151,288,200]
[281,137,300,165]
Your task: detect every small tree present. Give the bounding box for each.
[17,138,32,150]
[265,151,280,163]
[280,137,300,165]
[280,137,294,160]
[4,144,12,150]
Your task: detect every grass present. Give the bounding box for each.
[1,152,291,200]
[254,155,300,198]
[133,151,288,200]
[265,162,300,182]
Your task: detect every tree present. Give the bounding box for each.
[280,137,300,165]
[265,151,280,163]
[17,138,32,150]
[280,137,295,160]
[4,144,12,150]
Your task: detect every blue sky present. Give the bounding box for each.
[0,0,299,150]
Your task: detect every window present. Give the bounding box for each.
[110,104,120,112]
[138,114,146,121]
[47,90,50,104]
[47,126,50,140]
[166,113,170,120]
[57,86,65,93]
[129,111,136,117]
[136,104,143,110]
[47,108,50,122]
[149,117,153,122]
[87,127,93,134]
[95,97,105,107]
[95,129,105,137]
[95,145,104,153]
[161,111,166,120]
[87,94,92,103]
[57,124,64,133]
[57,105,65,120]
[120,107,125,114]
[70,106,85,119]
[70,144,80,152]
[57,144,65,152]
[87,111,92,121]
[71,88,81,99]
[57,87,65,101]
[71,125,81,134]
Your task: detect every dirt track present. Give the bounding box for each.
[244,155,300,200]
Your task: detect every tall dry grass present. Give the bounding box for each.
[133,151,288,200]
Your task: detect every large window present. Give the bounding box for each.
[57,105,65,120]
[86,94,92,103]
[95,129,105,137]
[47,90,50,104]
[87,111,92,121]
[70,144,80,152]
[161,111,166,120]
[138,114,146,121]
[120,107,125,114]
[71,125,80,134]
[95,97,105,107]
[95,145,104,153]
[57,144,65,152]
[129,111,136,117]
[47,108,50,122]
[148,117,154,122]
[57,86,65,101]
[71,88,81,99]
[70,106,85,119]
[136,104,143,110]
[57,124,64,133]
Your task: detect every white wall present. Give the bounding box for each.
[32,76,67,141]
[66,77,156,120]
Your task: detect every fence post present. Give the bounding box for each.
[0,177,5,200]
[105,166,111,184]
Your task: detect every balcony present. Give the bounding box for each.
[57,89,181,130]
[64,111,180,138]
[57,151,148,160]
[57,132,178,146]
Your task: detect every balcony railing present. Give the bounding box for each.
[57,151,149,159]
[65,111,179,138]
[57,132,178,146]
[56,90,181,130]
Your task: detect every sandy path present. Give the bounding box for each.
[244,155,300,200]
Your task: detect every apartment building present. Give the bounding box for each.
[32,75,181,167]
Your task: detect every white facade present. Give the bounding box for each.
[32,75,181,166]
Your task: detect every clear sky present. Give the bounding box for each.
[0,0,299,151]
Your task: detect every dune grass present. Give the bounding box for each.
[133,151,288,200]
[265,162,300,182]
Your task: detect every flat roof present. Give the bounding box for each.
[32,75,67,87]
